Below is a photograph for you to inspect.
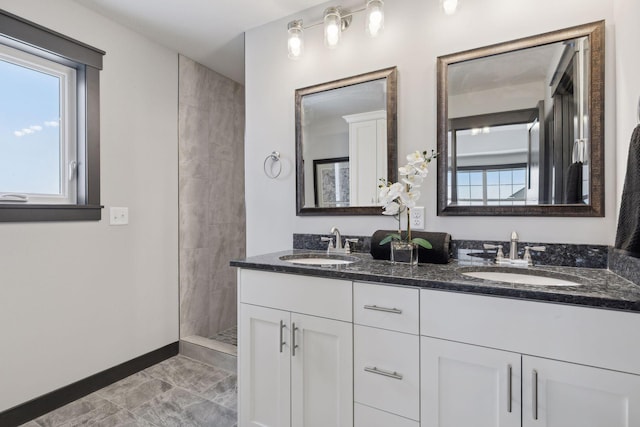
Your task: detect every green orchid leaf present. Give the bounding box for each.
[379,233,401,245]
[411,237,432,249]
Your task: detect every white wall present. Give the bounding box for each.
[245,0,617,255]
[0,0,179,412]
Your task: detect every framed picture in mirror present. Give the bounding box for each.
[313,157,350,208]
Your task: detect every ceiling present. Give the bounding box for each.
[448,42,565,95]
[73,0,330,84]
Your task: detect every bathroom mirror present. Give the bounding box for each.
[296,67,397,215]
[437,21,604,216]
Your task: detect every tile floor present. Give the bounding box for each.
[209,326,237,347]
[20,355,237,427]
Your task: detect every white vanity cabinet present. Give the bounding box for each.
[236,263,640,427]
[238,269,353,427]
[353,282,420,427]
[421,337,522,427]
[420,289,640,427]
[521,356,640,427]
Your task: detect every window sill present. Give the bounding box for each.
[0,204,103,222]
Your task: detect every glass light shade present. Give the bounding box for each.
[441,0,459,15]
[366,0,384,37]
[287,20,304,59]
[324,7,342,48]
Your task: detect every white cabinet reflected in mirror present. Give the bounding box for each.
[296,67,397,215]
[437,21,604,216]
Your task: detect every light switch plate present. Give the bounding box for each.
[411,206,425,230]
[109,207,129,225]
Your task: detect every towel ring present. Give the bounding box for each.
[263,151,282,179]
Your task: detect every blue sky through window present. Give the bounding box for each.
[0,59,61,194]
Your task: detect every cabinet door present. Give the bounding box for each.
[523,356,640,427]
[421,337,521,427]
[239,304,290,427]
[291,313,353,427]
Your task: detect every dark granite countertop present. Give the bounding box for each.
[231,250,640,313]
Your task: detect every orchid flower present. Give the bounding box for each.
[377,149,438,250]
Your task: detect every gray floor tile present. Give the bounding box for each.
[200,374,237,411]
[143,355,232,395]
[34,394,120,427]
[132,387,236,427]
[88,409,158,427]
[21,356,237,427]
[96,372,173,411]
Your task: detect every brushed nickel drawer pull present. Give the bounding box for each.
[279,320,286,353]
[507,364,512,413]
[292,323,299,357]
[364,366,403,380]
[363,304,403,315]
[532,369,538,420]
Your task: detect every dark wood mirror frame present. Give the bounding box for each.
[437,21,605,217]
[295,67,398,216]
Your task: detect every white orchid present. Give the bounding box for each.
[378,149,437,249]
[402,174,423,188]
[381,201,400,215]
[415,161,430,177]
[399,189,420,208]
[398,164,416,176]
[406,151,425,165]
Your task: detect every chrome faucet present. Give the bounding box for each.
[484,231,546,266]
[331,227,343,250]
[509,231,519,260]
[320,227,358,254]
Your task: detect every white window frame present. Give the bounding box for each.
[0,43,77,204]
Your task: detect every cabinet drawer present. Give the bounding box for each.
[239,269,352,321]
[354,282,419,334]
[354,325,420,420]
[420,289,640,375]
[355,403,419,427]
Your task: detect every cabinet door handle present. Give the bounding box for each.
[507,364,512,413]
[292,323,299,357]
[532,369,538,420]
[364,366,403,380]
[279,320,286,353]
[363,304,403,315]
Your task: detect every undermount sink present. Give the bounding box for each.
[279,254,359,266]
[459,267,584,287]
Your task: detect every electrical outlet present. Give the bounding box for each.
[110,207,129,225]
[410,206,425,230]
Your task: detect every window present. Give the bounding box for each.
[0,44,77,204]
[448,165,527,206]
[0,9,104,222]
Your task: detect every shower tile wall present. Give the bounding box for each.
[179,55,245,339]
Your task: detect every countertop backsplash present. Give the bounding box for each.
[293,233,610,270]
[609,248,640,286]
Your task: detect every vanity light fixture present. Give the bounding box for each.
[288,20,304,59]
[287,0,384,58]
[324,7,344,48]
[441,0,459,15]
[365,0,384,37]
